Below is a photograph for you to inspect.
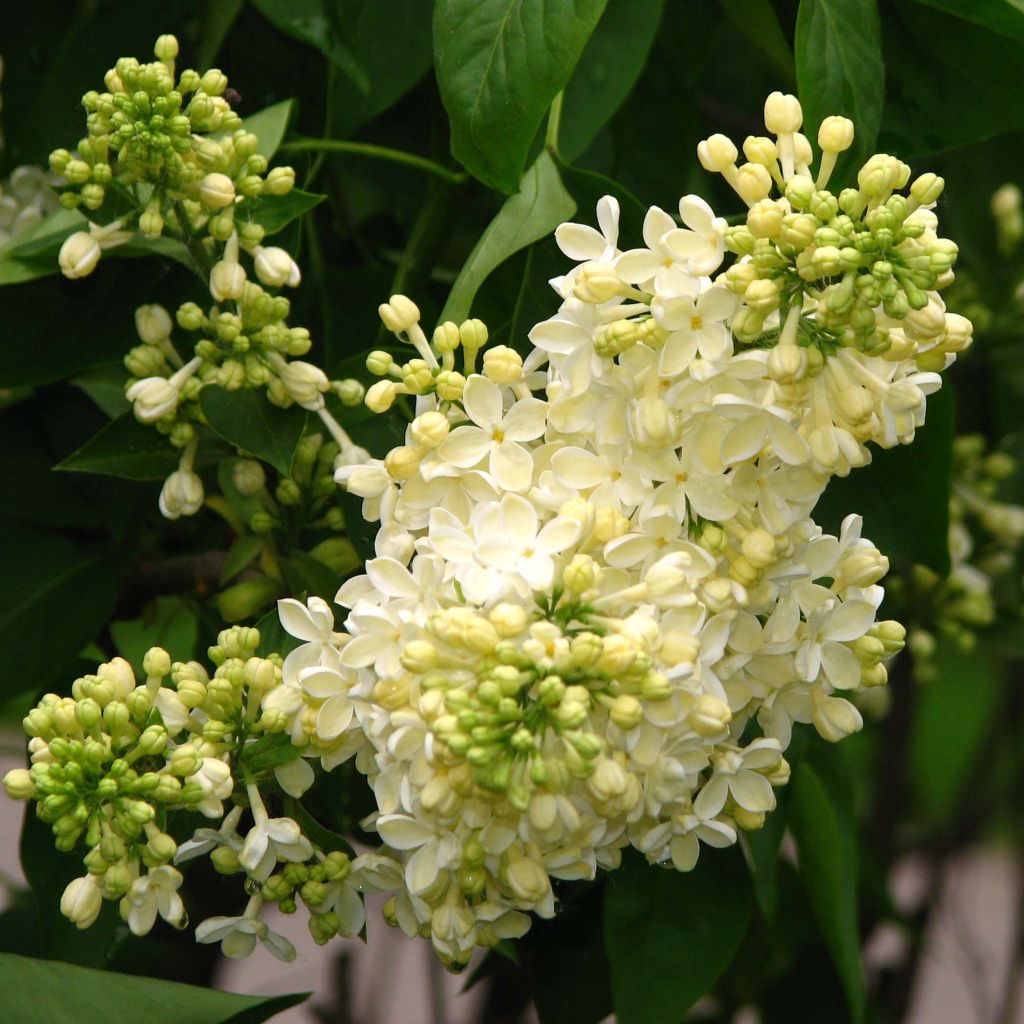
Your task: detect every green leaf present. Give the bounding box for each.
[0,260,183,389]
[0,523,124,697]
[909,637,1001,824]
[58,415,233,481]
[3,207,87,260]
[0,952,307,1024]
[239,733,307,776]
[222,535,267,584]
[912,0,1024,42]
[811,383,954,574]
[282,551,341,602]
[326,0,435,138]
[719,0,796,84]
[110,597,199,673]
[441,151,575,323]
[604,849,752,1024]
[199,386,308,477]
[0,252,59,284]
[434,0,609,192]
[795,0,884,174]
[241,189,326,236]
[242,99,296,160]
[882,4,1024,154]
[71,364,131,418]
[789,753,865,1023]
[250,0,370,93]
[530,882,612,1024]
[559,0,666,161]
[283,796,356,857]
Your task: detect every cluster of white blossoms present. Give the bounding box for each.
[6,89,975,970]
[253,94,968,967]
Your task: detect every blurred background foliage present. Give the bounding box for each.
[1,1,1024,1022]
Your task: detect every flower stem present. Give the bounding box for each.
[279,137,468,186]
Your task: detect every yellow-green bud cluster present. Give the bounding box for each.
[4,627,299,931]
[50,36,293,231]
[261,851,353,944]
[411,599,670,812]
[702,95,960,358]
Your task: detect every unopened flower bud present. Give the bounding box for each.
[764,92,802,134]
[482,345,523,383]
[818,116,854,154]
[379,295,420,333]
[59,232,101,279]
[199,173,235,210]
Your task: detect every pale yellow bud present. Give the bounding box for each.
[697,134,738,172]
[818,116,854,154]
[199,173,235,210]
[764,92,803,134]
[747,198,784,239]
[410,411,450,449]
[736,162,773,204]
[379,295,420,333]
[482,345,523,384]
[458,318,488,350]
[743,136,779,167]
[609,695,643,731]
[489,603,528,637]
[689,694,732,737]
[384,445,422,480]
[365,379,399,412]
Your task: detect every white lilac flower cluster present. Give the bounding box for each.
[6,91,973,970]
[253,94,969,967]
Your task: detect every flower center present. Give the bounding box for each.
[492,428,505,443]
[690,315,703,331]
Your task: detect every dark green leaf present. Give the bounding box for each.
[56,414,182,481]
[199,386,308,477]
[283,796,356,857]
[909,637,1001,823]
[719,0,796,84]
[0,260,184,389]
[3,208,87,260]
[530,881,612,1024]
[912,0,1024,42]
[0,952,307,1024]
[71,364,131,418]
[0,252,58,284]
[242,99,296,160]
[434,0,609,191]
[241,189,326,236]
[327,0,435,138]
[222,536,267,584]
[789,753,865,1022]
[604,849,752,1024]
[882,2,1024,154]
[282,551,341,602]
[559,0,666,161]
[0,523,124,697]
[110,597,200,673]
[441,151,575,322]
[795,0,884,174]
[239,733,307,776]
[811,383,954,574]
[250,0,370,92]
